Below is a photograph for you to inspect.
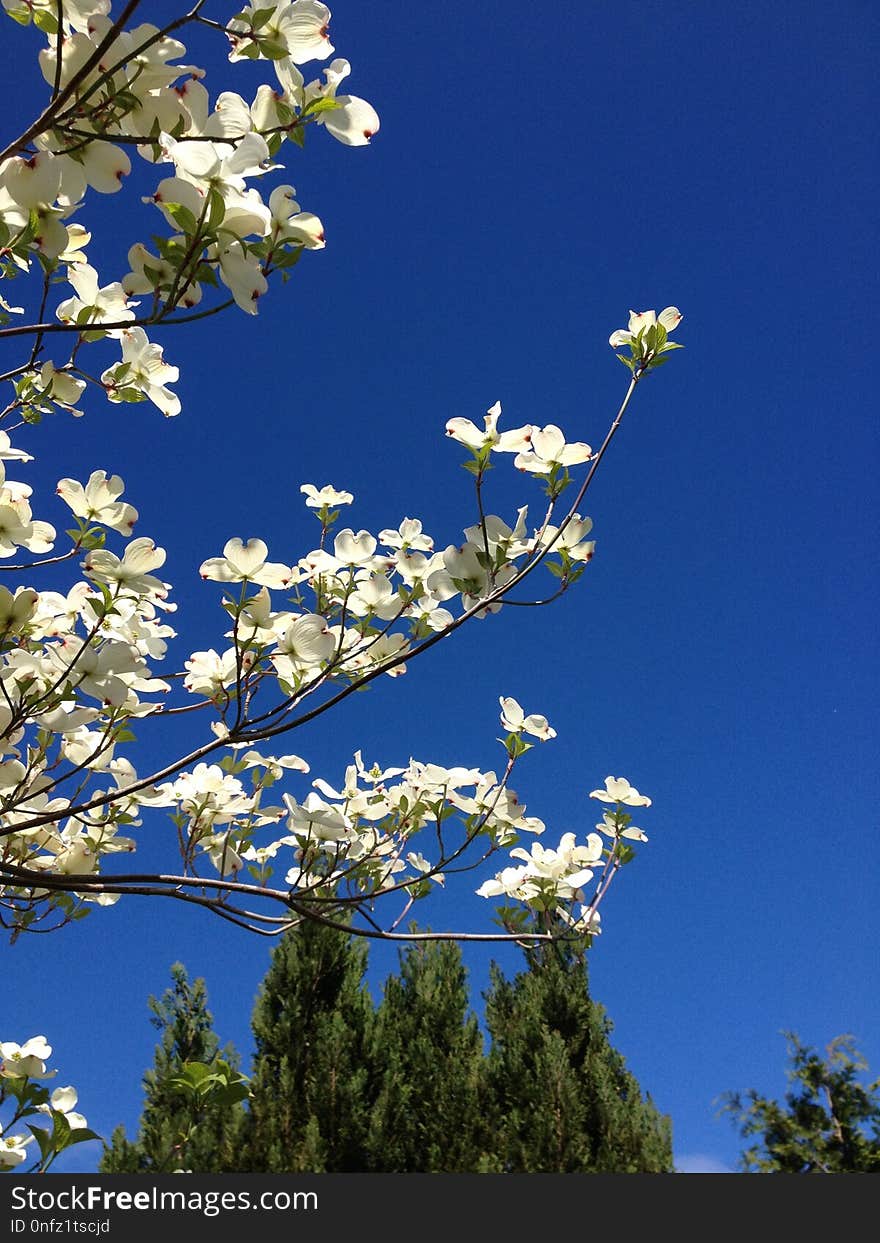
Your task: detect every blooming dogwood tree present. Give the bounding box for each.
[0,0,685,996]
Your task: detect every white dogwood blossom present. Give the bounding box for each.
[596,812,648,842]
[101,328,181,416]
[0,1037,53,1080]
[609,306,683,349]
[499,696,557,741]
[0,1035,93,1172]
[589,776,652,807]
[534,515,595,561]
[37,1085,88,1130]
[300,482,353,509]
[609,307,684,375]
[512,424,593,475]
[200,538,295,588]
[83,538,168,598]
[0,1128,31,1168]
[55,265,134,327]
[445,400,533,454]
[29,362,86,415]
[56,471,138,535]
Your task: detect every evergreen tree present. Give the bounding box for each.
[240,918,373,1172]
[100,964,243,1173]
[366,940,489,1172]
[722,1033,880,1173]
[484,936,673,1172]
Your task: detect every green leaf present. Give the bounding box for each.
[51,1111,72,1150]
[503,734,533,760]
[172,1061,215,1088]
[209,1082,250,1108]
[77,527,106,551]
[35,250,58,276]
[259,37,289,59]
[142,262,165,290]
[305,96,342,116]
[6,5,32,26]
[274,100,295,127]
[33,7,58,33]
[164,202,199,236]
[250,6,277,29]
[272,246,304,269]
[27,1123,54,1164]
[65,1128,101,1148]
[207,188,227,232]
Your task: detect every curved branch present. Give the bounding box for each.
[0,298,236,342]
[0,0,145,163]
[0,859,582,943]
[0,547,80,572]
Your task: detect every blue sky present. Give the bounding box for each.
[3,0,878,1174]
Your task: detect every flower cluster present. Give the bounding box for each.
[609,307,684,377]
[474,773,653,933]
[186,406,602,729]
[0,0,379,421]
[0,420,638,938]
[0,1036,94,1172]
[0,356,680,939]
[0,462,175,904]
[145,715,549,899]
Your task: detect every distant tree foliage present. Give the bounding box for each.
[110,925,672,1173]
[722,1033,880,1173]
[484,936,673,1172]
[100,964,243,1173]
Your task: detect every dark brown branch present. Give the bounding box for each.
[0,0,145,163]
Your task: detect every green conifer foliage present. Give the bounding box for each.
[99,964,243,1173]
[108,928,674,1174]
[240,919,373,1172]
[366,940,489,1171]
[484,938,673,1172]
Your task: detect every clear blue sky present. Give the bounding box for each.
[3,0,878,1174]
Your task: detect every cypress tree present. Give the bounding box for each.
[100,963,243,1173]
[240,918,373,1172]
[484,936,673,1172]
[366,940,489,1171]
